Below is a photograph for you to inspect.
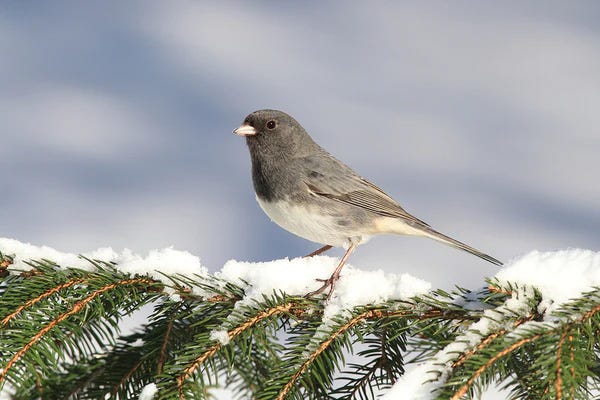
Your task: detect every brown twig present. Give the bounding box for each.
[158,318,175,375]
[177,303,294,399]
[488,285,513,296]
[452,314,534,369]
[554,329,569,400]
[1,278,86,327]
[451,334,542,400]
[276,309,379,400]
[569,335,575,398]
[112,358,144,396]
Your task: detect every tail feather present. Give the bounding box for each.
[419,226,503,266]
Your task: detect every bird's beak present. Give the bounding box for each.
[233,124,257,136]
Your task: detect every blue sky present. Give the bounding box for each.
[1,1,599,294]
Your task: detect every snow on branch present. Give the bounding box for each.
[0,237,430,321]
[1,237,599,399]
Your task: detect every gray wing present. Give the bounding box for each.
[299,152,504,266]
[300,152,430,227]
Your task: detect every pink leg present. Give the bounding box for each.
[305,242,358,299]
[304,245,333,258]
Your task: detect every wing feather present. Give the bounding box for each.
[300,153,429,226]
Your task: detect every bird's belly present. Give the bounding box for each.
[256,196,362,247]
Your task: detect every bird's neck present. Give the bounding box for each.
[249,152,289,202]
[247,138,302,202]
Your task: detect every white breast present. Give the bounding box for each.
[256,196,354,247]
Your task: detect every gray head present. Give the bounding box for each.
[233,109,320,159]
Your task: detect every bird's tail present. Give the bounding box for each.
[418,225,503,266]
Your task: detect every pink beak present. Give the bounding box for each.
[233,124,257,136]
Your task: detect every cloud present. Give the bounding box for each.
[0,1,598,292]
[0,85,163,160]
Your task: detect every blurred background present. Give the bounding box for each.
[1,2,599,398]
[1,2,599,302]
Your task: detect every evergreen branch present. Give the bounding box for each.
[568,334,575,399]
[158,317,175,375]
[452,314,535,369]
[488,285,513,296]
[0,255,12,268]
[451,299,600,399]
[451,333,543,400]
[177,302,295,399]
[580,302,600,321]
[0,277,155,384]
[112,357,145,396]
[15,356,108,399]
[554,329,569,400]
[72,301,194,399]
[384,308,477,322]
[276,309,378,400]
[347,363,380,399]
[0,277,86,327]
[0,252,13,278]
[334,321,407,399]
[66,362,105,399]
[2,248,600,399]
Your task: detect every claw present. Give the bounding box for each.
[304,276,336,298]
[304,242,357,300]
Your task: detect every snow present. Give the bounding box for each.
[383,365,436,400]
[138,383,158,400]
[0,237,431,314]
[218,256,431,358]
[2,238,599,400]
[0,382,13,400]
[210,330,230,345]
[219,256,431,322]
[495,249,600,314]
[0,238,207,287]
[0,236,431,336]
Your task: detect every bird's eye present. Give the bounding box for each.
[266,120,277,130]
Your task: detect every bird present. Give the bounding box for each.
[233,109,502,298]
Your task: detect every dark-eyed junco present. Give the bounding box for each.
[234,109,502,297]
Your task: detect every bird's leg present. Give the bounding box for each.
[305,242,357,299]
[304,245,333,258]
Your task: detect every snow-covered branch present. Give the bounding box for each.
[1,238,599,399]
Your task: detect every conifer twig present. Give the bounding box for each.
[177,302,294,399]
[554,329,570,400]
[451,334,543,400]
[158,318,175,375]
[0,278,155,384]
[1,278,86,327]
[276,309,379,400]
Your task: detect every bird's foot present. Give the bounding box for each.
[305,242,356,300]
[305,272,341,300]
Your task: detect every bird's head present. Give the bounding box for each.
[234,109,318,157]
